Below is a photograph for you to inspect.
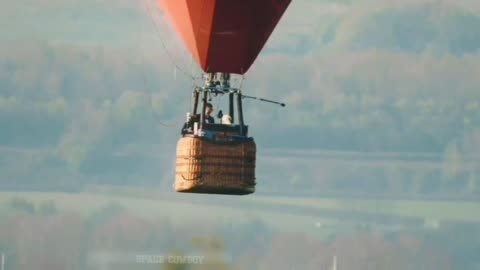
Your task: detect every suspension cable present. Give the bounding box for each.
[143,0,199,81]
[138,0,193,128]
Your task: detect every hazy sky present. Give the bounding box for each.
[2,0,480,57]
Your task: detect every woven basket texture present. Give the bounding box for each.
[175,136,256,194]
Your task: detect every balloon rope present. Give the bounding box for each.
[239,75,246,92]
[138,0,191,128]
[144,0,198,82]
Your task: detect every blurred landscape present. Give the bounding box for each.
[1,0,480,269]
[1,189,479,270]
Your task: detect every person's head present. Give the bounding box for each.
[222,114,232,125]
[205,103,213,117]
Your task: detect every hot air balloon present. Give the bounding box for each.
[157,0,291,195]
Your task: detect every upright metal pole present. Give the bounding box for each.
[199,73,212,130]
[200,91,207,130]
[229,93,234,123]
[237,92,245,136]
[1,253,5,270]
[192,89,199,115]
[221,73,234,123]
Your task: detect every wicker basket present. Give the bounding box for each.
[175,136,256,195]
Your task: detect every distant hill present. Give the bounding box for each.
[0,0,479,196]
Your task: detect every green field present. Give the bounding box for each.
[253,195,480,223]
[82,186,480,223]
[2,189,479,234]
[0,191,339,238]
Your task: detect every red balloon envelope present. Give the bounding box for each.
[157,0,292,75]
